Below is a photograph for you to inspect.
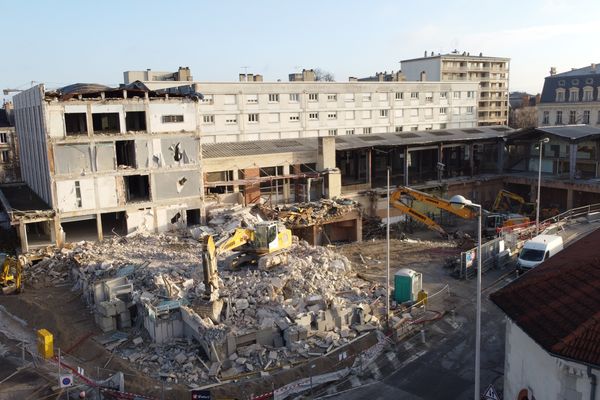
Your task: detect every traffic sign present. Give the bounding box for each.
[59,374,73,388]
[481,384,500,400]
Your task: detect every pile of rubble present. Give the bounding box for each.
[22,208,387,386]
[256,198,359,227]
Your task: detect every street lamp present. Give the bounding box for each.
[449,194,482,400]
[536,138,550,234]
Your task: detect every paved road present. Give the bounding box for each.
[322,220,600,400]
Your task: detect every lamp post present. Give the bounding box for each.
[536,138,550,234]
[450,194,482,400]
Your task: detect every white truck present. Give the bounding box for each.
[516,234,564,273]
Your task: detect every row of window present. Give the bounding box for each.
[542,110,600,125]
[202,107,474,125]
[555,87,597,103]
[324,124,442,136]
[199,91,475,105]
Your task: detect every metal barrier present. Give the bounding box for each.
[458,236,505,279]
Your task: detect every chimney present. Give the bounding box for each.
[239,73,246,82]
[592,63,597,72]
[550,67,556,76]
[424,50,427,57]
[420,70,427,82]
[247,73,254,81]
[253,74,263,82]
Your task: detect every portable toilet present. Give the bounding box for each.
[394,268,423,303]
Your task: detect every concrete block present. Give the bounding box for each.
[118,311,132,329]
[97,301,117,317]
[96,315,116,332]
[113,299,127,314]
[297,326,308,341]
[256,327,275,346]
[295,314,312,329]
[273,333,284,348]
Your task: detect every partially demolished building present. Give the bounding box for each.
[10,83,205,251]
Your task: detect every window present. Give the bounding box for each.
[224,94,236,105]
[327,94,337,101]
[583,89,593,102]
[424,108,433,119]
[200,94,214,104]
[328,129,337,136]
[65,113,88,135]
[327,112,337,120]
[452,107,460,115]
[125,111,146,131]
[289,114,300,122]
[542,111,549,124]
[439,123,447,129]
[247,94,258,104]
[308,93,319,101]
[345,129,355,135]
[162,115,184,123]
[569,88,579,102]
[410,108,418,117]
[203,115,215,124]
[309,112,319,120]
[440,92,448,99]
[395,92,403,100]
[0,150,9,163]
[363,93,372,102]
[248,113,259,123]
[439,107,447,115]
[410,92,419,99]
[425,93,433,102]
[556,90,565,102]
[379,109,388,117]
[345,111,355,120]
[395,126,403,132]
[425,126,433,131]
[0,133,7,143]
[558,80,565,87]
[268,94,280,103]
[467,91,475,98]
[466,106,474,114]
[363,127,372,134]
[583,110,590,124]
[378,93,388,101]
[362,110,371,119]
[74,180,82,208]
[569,110,577,124]
[269,113,280,123]
[453,91,461,99]
[289,93,299,102]
[586,78,594,84]
[411,126,418,131]
[597,110,600,124]
[556,111,563,124]
[225,116,237,124]
[572,79,579,85]
[345,93,355,102]
[93,113,120,133]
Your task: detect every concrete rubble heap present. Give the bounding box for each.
[22,205,386,386]
[256,198,358,227]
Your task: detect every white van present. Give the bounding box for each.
[517,234,564,272]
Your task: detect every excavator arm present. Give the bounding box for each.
[390,191,448,237]
[492,189,526,212]
[394,186,477,219]
[201,235,220,301]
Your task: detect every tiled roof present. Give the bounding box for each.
[540,65,600,103]
[490,228,600,367]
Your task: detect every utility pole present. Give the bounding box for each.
[386,167,391,326]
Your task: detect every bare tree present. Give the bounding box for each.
[314,68,335,82]
[511,107,538,129]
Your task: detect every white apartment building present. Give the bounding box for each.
[152,81,479,144]
[401,52,510,126]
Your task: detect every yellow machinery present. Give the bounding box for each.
[37,329,54,359]
[0,253,25,294]
[390,186,477,237]
[201,221,292,298]
[492,189,535,216]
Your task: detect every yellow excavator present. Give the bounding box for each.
[492,189,535,216]
[390,186,477,238]
[197,222,293,322]
[0,253,26,295]
[390,186,531,239]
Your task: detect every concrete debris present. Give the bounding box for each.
[256,198,358,227]
[20,205,402,387]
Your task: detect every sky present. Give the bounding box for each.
[2,0,599,101]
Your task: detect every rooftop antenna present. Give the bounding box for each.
[241,66,250,74]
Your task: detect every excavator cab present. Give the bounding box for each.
[254,222,280,252]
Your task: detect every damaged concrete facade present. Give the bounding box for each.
[0,107,20,183]
[11,84,204,250]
